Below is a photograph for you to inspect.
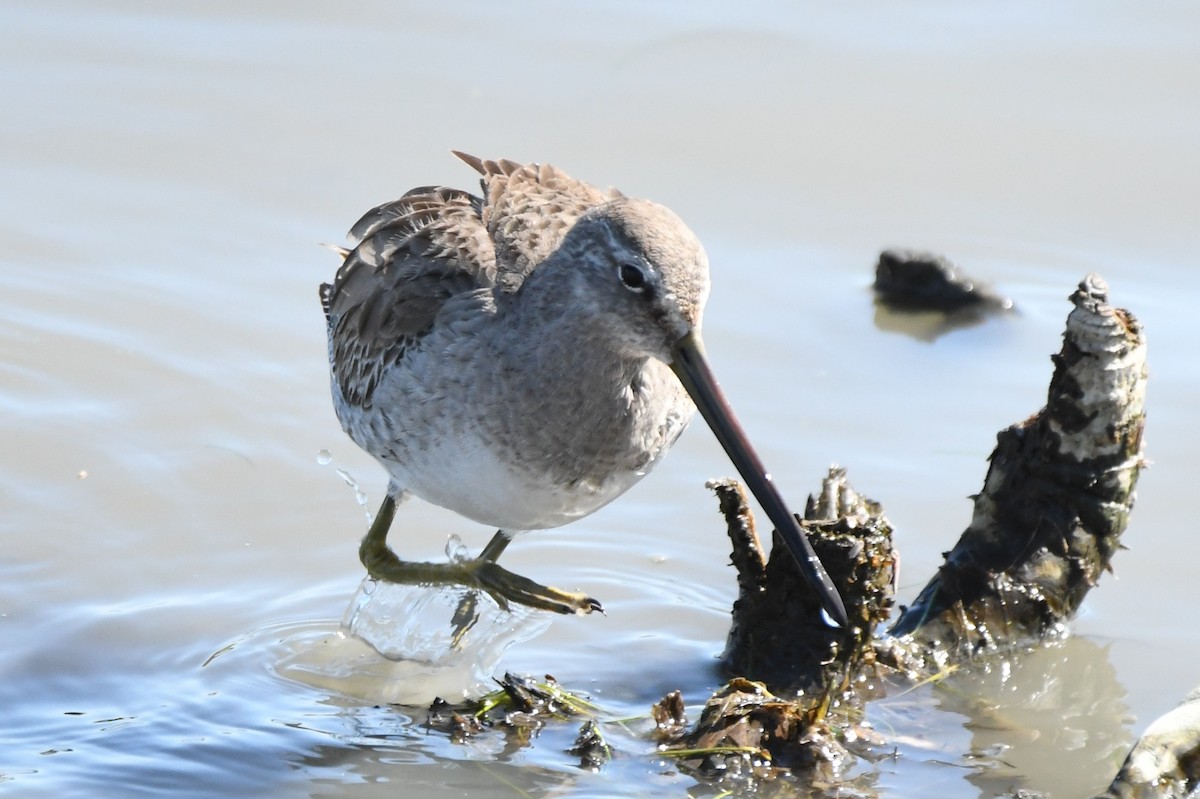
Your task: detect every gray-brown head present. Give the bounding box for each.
[540,197,711,366]
[532,190,848,627]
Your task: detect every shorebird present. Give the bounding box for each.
[321,152,847,627]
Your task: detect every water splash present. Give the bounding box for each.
[346,576,551,665]
[298,454,551,702]
[445,534,470,563]
[333,466,371,521]
[316,449,372,520]
[277,576,553,705]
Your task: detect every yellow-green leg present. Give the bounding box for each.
[358,495,602,616]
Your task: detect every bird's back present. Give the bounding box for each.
[321,153,618,412]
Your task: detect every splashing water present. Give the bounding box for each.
[333,467,371,521]
[277,543,553,705]
[316,449,372,520]
[298,457,552,702]
[445,534,470,563]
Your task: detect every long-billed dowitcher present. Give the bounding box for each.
[321,152,847,626]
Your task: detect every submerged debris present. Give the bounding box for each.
[657,678,847,781]
[873,248,1013,313]
[568,719,612,770]
[425,696,484,743]
[639,471,898,787]
[425,672,598,742]
[888,274,1147,664]
[650,690,688,740]
[482,672,598,718]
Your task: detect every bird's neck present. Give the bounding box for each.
[483,266,677,488]
[507,320,644,400]
[501,263,647,389]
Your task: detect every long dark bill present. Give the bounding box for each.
[671,330,849,628]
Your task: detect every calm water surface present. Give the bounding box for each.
[2,2,1198,797]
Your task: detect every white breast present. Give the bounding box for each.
[385,426,647,531]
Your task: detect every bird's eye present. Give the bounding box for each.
[618,263,647,292]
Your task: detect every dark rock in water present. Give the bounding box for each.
[873,248,1013,313]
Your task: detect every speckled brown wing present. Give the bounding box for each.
[320,154,618,411]
[453,151,621,291]
[320,186,496,409]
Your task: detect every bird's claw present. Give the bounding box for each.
[472,560,602,616]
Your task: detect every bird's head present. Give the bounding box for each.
[556,197,710,364]
[555,197,849,628]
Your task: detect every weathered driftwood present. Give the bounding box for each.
[648,473,895,785]
[1098,685,1200,799]
[888,273,1147,665]
[713,469,896,694]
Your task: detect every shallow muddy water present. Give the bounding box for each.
[2,2,1198,797]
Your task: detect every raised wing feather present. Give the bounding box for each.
[321,187,495,408]
[453,151,620,290]
[321,153,616,409]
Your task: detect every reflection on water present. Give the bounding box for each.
[863,638,1131,798]
[947,638,1132,798]
[872,298,1017,343]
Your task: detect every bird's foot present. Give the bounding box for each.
[360,535,602,616]
[469,560,603,616]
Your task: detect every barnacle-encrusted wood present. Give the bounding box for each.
[889,273,1148,656]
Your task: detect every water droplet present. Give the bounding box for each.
[316,449,333,466]
[336,467,372,519]
[445,535,469,562]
